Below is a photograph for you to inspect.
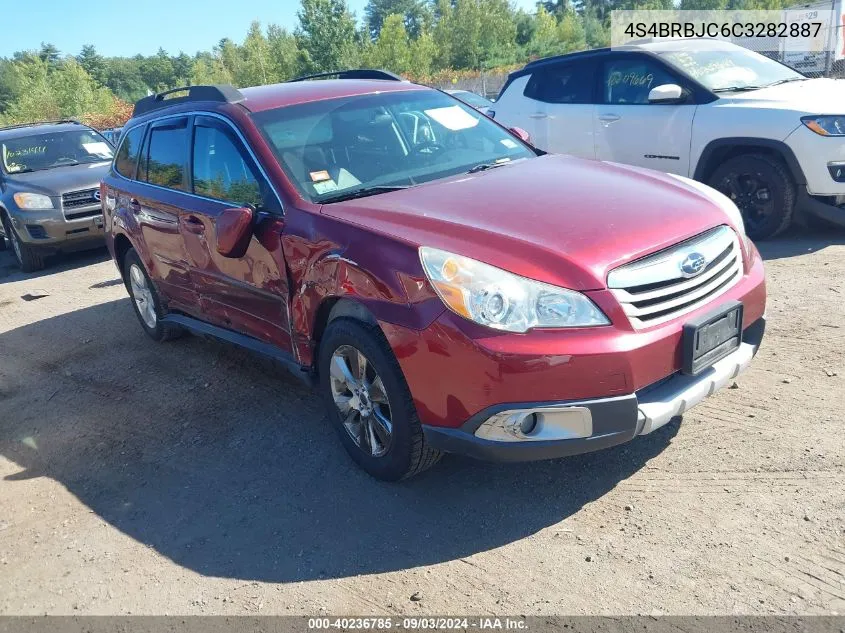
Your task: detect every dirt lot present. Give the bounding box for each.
[0,231,843,616]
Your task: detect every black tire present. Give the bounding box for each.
[708,153,795,240]
[318,318,441,481]
[122,248,183,342]
[2,216,46,272]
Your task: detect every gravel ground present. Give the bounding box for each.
[0,230,843,616]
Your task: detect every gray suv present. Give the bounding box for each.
[0,120,113,271]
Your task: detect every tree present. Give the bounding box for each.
[172,52,193,86]
[139,48,175,91]
[38,43,60,66]
[364,0,430,39]
[267,24,301,81]
[514,9,536,47]
[410,29,437,76]
[527,6,561,58]
[77,45,106,85]
[241,21,272,86]
[295,0,358,73]
[366,13,412,73]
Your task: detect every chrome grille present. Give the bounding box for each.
[608,225,742,328]
[62,189,101,220]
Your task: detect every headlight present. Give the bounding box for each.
[802,116,845,137]
[419,247,610,333]
[13,192,53,210]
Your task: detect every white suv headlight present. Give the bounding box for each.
[13,192,53,210]
[419,247,610,333]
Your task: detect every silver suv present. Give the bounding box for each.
[0,120,113,271]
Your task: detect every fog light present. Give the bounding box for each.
[474,406,592,442]
[519,412,538,435]
[827,162,845,183]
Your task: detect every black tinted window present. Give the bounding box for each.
[114,126,144,179]
[524,63,594,104]
[144,120,188,191]
[602,58,677,105]
[192,125,262,207]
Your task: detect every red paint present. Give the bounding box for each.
[104,79,767,430]
[215,207,254,258]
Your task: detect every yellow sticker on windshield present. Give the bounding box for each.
[310,170,331,182]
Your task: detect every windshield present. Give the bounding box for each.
[1,129,114,174]
[251,89,535,203]
[658,47,803,91]
[452,91,493,109]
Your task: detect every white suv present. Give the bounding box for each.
[493,38,845,239]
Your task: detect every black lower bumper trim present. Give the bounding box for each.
[422,426,636,462]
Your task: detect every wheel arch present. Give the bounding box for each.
[113,233,134,279]
[693,138,806,186]
[313,296,380,347]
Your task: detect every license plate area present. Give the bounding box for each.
[682,301,743,376]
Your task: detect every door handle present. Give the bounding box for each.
[598,114,621,124]
[129,198,141,214]
[181,215,205,234]
[528,112,548,119]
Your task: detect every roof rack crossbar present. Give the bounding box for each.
[0,119,80,132]
[133,84,245,117]
[288,69,403,83]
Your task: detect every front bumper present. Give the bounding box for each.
[423,316,765,462]
[8,207,105,250]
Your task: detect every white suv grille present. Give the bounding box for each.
[607,225,742,328]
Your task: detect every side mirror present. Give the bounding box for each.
[509,126,531,144]
[216,206,254,258]
[648,84,685,104]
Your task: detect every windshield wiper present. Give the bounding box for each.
[467,161,509,174]
[319,185,409,204]
[713,77,809,93]
[766,77,809,86]
[712,85,768,93]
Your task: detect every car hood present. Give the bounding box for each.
[321,154,739,291]
[718,78,845,113]
[4,161,110,196]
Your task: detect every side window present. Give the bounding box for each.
[143,119,188,191]
[192,123,263,207]
[602,58,678,105]
[114,126,145,179]
[523,63,594,104]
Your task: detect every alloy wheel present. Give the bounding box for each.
[720,173,773,236]
[329,345,393,457]
[129,263,157,329]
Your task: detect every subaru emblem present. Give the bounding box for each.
[680,252,707,277]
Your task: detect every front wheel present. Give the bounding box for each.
[708,153,795,240]
[2,216,46,272]
[318,318,441,480]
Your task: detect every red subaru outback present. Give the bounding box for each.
[102,71,766,480]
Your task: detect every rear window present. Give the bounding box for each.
[524,64,594,104]
[114,126,145,179]
[143,119,188,191]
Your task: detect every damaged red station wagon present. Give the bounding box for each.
[102,70,766,480]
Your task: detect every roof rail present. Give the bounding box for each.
[288,69,404,82]
[0,119,81,132]
[133,84,245,117]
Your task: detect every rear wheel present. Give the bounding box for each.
[318,318,441,480]
[2,216,46,272]
[122,248,183,342]
[708,153,795,240]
